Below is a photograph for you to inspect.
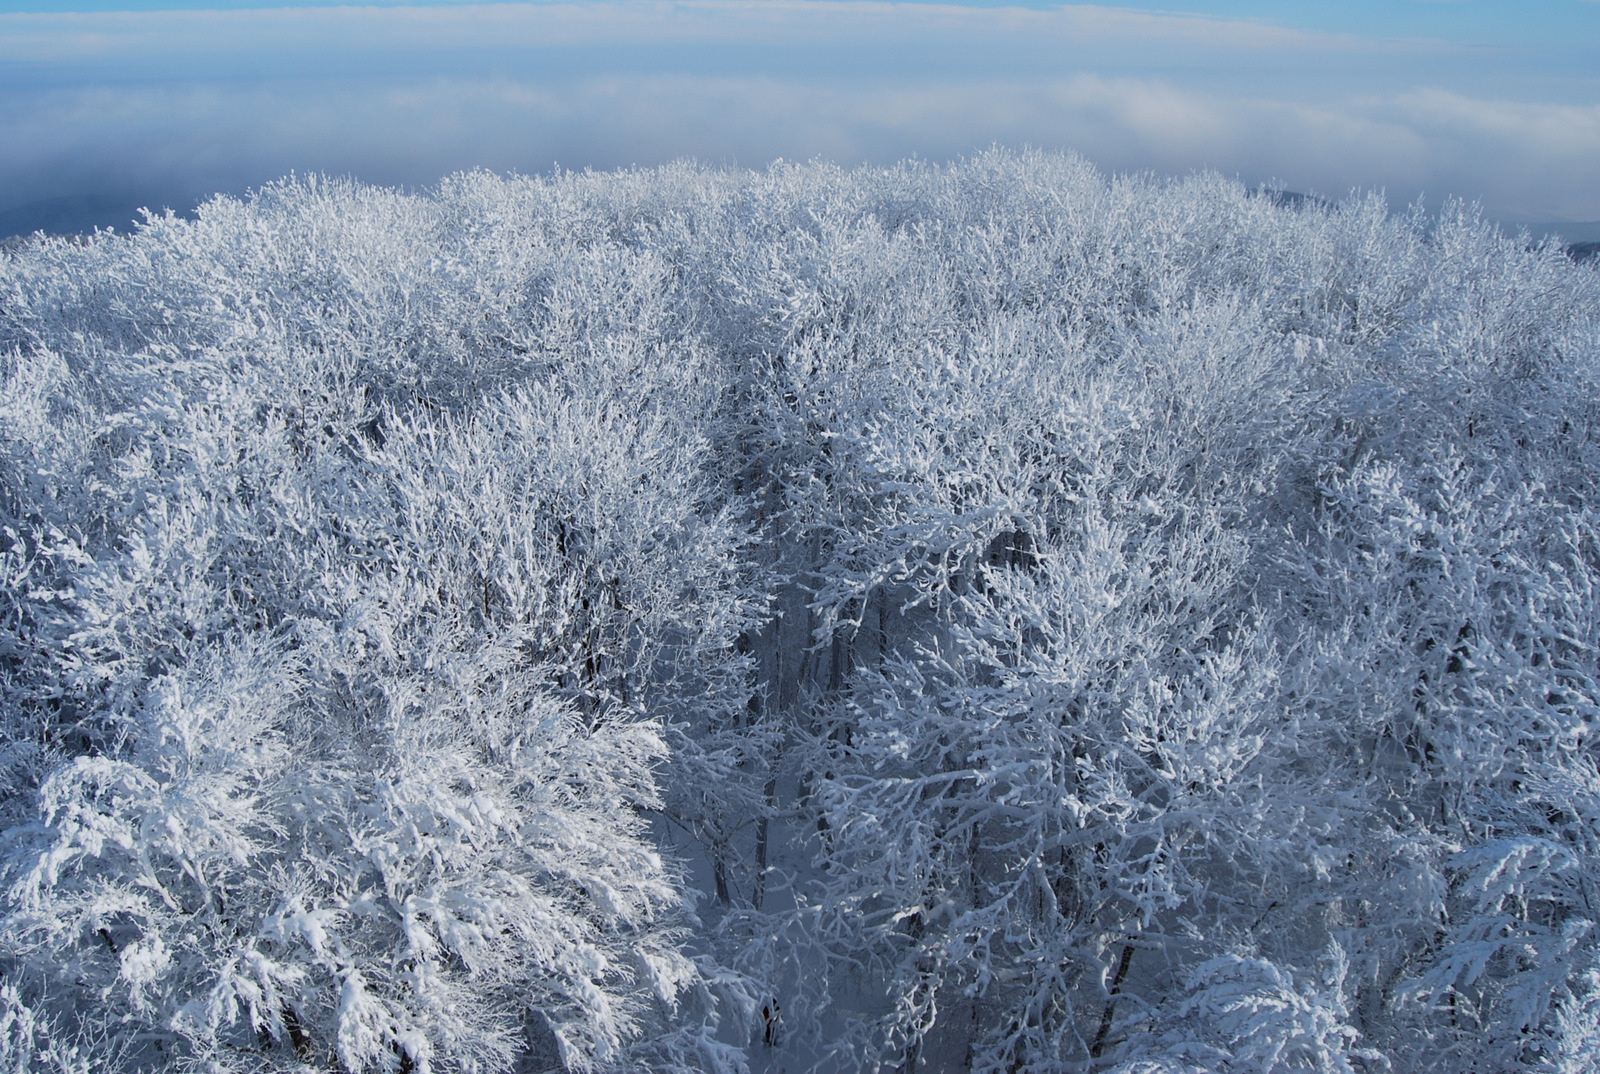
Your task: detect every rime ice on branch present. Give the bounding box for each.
[0,151,1597,1073]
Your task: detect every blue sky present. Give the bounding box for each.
[1,1,1597,236]
[0,0,1591,42]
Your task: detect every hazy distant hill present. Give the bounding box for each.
[0,191,195,240]
[1521,220,1600,245]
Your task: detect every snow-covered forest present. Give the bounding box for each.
[2,150,1599,1073]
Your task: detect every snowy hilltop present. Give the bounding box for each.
[1,151,1599,1073]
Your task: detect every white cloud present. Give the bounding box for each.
[2,71,1596,221]
[0,2,1594,223]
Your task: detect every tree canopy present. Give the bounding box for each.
[2,151,1598,1073]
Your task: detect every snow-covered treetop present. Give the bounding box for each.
[1,149,1597,1073]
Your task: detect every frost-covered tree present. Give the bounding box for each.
[2,151,1598,1073]
[0,178,761,1072]
[690,156,1600,1072]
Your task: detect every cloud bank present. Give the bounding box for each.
[0,2,1596,232]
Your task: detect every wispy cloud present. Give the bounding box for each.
[0,2,1408,62]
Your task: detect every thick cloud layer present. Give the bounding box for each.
[0,1,1596,235]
